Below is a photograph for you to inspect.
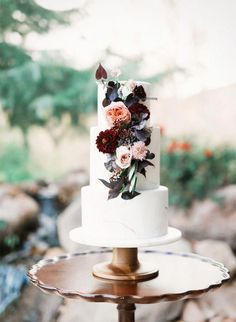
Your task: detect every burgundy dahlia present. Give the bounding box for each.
[96,129,119,154]
[129,102,150,120]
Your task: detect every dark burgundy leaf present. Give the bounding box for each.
[95,63,107,80]
[146,152,155,160]
[99,178,112,188]
[108,81,116,88]
[140,168,146,177]
[108,189,121,200]
[132,119,147,130]
[102,98,111,107]
[135,129,151,141]
[145,137,151,146]
[121,191,140,200]
[104,159,116,172]
[134,85,146,101]
[137,160,154,172]
[113,97,123,102]
[125,94,139,107]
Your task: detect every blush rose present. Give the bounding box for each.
[104,101,131,127]
[115,146,132,169]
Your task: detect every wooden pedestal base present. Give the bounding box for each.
[93,248,159,281]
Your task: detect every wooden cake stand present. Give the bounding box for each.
[69,226,182,281]
[28,249,230,322]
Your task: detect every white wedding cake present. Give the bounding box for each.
[80,65,168,242]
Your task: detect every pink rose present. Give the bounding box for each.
[115,146,132,169]
[104,101,131,127]
[131,141,148,160]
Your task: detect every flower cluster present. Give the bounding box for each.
[95,64,156,200]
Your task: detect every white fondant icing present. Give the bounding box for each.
[70,226,181,248]
[90,126,160,189]
[81,185,168,241]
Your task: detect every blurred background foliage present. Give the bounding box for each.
[161,138,236,207]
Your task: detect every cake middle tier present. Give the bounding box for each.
[81,185,168,241]
[90,126,160,190]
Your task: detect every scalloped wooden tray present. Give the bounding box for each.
[28,249,230,304]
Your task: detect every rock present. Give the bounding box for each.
[209,317,225,322]
[0,184,40,248]
[137,301,183,322]
[182,301,206,322]
[56,169,89,207]
[169,185,236,249]
[199,281,236,319]
[57,197,94,253]
[57,299,183,322]
[0,283,62,322]
[193,239,236,275]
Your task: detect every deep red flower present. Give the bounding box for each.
[129,103,150,120]
[96,129,119,154]
[166,140,178,153]
[179,141,191,151]
[204,149,213,158]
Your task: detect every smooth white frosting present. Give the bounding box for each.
[81,185,168,240]
[90,126,160,189]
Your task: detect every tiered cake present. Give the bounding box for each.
[80,65,168,242]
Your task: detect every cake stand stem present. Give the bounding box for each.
[112,248,139,271]
[93,247,159,281]
[117,303,136,322]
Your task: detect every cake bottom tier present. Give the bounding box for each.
[81,185,168,241]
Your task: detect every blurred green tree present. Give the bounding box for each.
[0,0,72,42]
[0,0,96,145]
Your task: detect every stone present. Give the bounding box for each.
[57,197,94,253]
[182,301,206,322]
[169,185,236,249]
[56,169,89,207]
[193,239,236,275]
[136,301,183,322]
[0,184,39,247]
[199,282,236,319]
[0,283,62,322]
[57,299,183,322]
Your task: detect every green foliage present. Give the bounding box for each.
[0,61,96,132]
[161,140,236,208]
[0,0,72,39]
[0,144,41,182]
[0,42,32,70]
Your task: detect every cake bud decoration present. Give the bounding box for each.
[95,63,107,80]
[95,64,157,200]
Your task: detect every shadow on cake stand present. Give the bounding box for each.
[69,226,181,281]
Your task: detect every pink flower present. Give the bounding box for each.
[104,101,131,127]
[115,146,132,169]
[131,141,148,160]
